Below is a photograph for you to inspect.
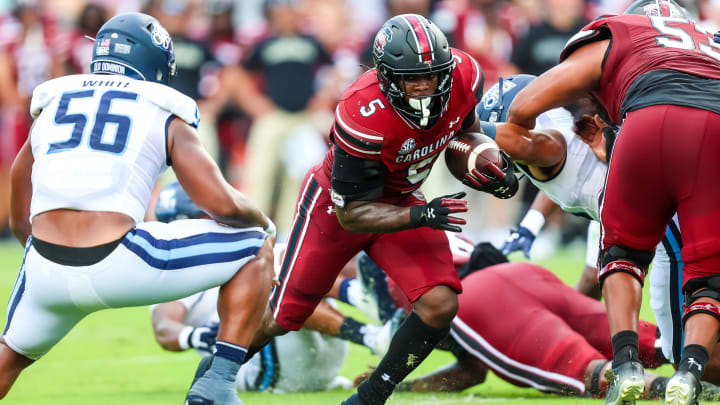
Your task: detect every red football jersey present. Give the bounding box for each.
[560,14,720,124]
[321,48,483,202]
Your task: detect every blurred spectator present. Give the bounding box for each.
[360,0,437,66]
[231,0,335,236]
[699,0,720,30]
[433,0,516,87]
[201,0,255,180]
[510,0,588,75]
[148,0,217,101]
[66,3,108,74]
[0,0,64,236]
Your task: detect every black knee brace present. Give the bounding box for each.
[682,276,720,327]
[597,245,655,288]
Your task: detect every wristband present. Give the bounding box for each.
[263,216,277,239]
[178,325,194,350]
[519,209,545,236]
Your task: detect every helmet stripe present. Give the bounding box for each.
[417,15,435,60]
[400,15,423,63]
[405,15,433,63]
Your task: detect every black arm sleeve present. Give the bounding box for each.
[331,147,385,203]
[461,108,478,130]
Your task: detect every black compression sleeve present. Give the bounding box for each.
[331,147,385,203]
[461,109,478,130]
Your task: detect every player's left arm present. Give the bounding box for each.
[9,136,33,247]
[506,39,607,129]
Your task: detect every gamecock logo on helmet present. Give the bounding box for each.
[373,27,393,58]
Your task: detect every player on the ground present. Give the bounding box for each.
[186,14,518,405]
[1,13,276,404]
[392,240,720,402]
[499,0,720,403]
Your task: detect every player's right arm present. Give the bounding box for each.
[151,302,189,351]
[168,118,271,233]
[9,137,33,247]
[151,301,219,353]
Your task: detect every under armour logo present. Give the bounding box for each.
[494,186,510,194]
[381,373,396,385]
[427,208,436,219]
[449,116,461,128]
[688,358,703,372]
[327,206,335,215]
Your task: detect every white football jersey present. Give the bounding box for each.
[28,74,199,224]
[517,107,607,222]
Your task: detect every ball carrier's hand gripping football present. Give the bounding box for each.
[462,150,519,199]
[409,192,468,232]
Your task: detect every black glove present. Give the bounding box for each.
[409,192,468,232]
[462,150,519,199]
[715,31,720,44]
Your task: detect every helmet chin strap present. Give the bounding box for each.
[409,96,432,127]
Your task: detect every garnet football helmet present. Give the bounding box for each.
[372,14,454,128]
[91,13,177,84]
[623,0,691,18]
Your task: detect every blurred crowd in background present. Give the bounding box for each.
[0,0,718,251]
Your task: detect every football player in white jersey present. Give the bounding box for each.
[1,13,276,405]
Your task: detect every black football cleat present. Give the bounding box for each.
[605,360,644,405]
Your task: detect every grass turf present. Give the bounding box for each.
[0,240,705,404]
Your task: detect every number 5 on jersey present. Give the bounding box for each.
[49,90,138,154]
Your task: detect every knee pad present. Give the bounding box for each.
[597,245,655,288]
[682,276,720,326]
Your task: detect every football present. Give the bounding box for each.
[445,132,504,183]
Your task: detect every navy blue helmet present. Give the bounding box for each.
[155,182,206,223]
[91,12,177,84]
[476,74,536,139]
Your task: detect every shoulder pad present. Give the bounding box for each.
[29,75,200,128]
[30,76,68,119]
[559,18,612,62]
[141,81,201,128]
[333,98,385,160]
[452,49,484,100]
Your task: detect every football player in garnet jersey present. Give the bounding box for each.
[197,14,518,405]
[499,0,720,403]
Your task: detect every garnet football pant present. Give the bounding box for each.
[601,105,720,286]
[270,168,463,331]
[450,262,659,396]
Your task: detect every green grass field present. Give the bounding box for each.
[0,240,705,404]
